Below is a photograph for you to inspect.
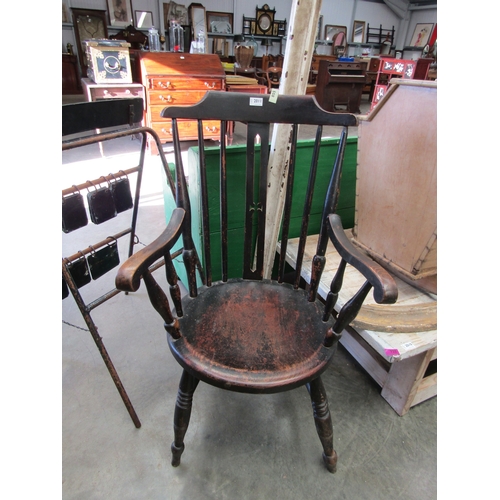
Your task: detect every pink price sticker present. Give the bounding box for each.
[384,348,400,357]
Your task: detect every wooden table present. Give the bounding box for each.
[280,232,437,416]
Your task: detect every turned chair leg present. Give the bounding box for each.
[171,369,199,467]
[307,376,337,473]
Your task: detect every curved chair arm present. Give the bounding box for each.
[327,214,398,304]
[116,208,185,292]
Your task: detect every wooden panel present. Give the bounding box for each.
[355,81,437,282]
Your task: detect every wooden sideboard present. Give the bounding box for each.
[139,53,226,152]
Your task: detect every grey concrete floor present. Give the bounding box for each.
[62,94,437,499]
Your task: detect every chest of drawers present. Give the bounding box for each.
[139,53,226,151]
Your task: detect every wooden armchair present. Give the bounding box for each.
[115,92,397,472]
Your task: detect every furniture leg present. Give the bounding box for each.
[171,369,200,467]
[307,376,337,473]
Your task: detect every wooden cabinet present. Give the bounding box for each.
[139,53,226,151]
[314,60,367,113]
[369,57,434,110]
[62,54,82,95]
[310,55,334,73]
[309,55,335,83]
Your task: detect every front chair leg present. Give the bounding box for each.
[171,369,199,467]
[307,376,337,473]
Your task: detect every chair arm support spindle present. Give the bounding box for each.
[332,281,372,336]
[323,259,347,321]
[142,270,181,339]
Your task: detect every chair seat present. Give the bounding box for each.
[168,279,336,394]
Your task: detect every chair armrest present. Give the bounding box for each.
[116,208,185,292]
[327,214,398,304]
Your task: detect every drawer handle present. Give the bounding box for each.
[159,81,173,89]
[159,95,173,103]
[161,127,173,135]
[205,125,218,133]
[204,81,216,89]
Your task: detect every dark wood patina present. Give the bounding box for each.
[115,92,397,472]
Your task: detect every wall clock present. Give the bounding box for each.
[256,4,275,35]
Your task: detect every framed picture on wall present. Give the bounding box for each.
[324,25,347,42]
[206,11,233,34]
[135,11,154,29]
[167,2,189,25]
[107,0,133,27]
[409,23,434,47]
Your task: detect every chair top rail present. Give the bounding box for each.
[161,91,357,127]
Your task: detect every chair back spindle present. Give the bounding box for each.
[162,92,356,300]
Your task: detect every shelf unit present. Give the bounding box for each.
[366,24,395,45]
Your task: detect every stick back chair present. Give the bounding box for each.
[115,92,397,471]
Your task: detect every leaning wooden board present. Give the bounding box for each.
[355,80,437,287]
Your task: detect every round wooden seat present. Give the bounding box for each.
[169,279,336,394]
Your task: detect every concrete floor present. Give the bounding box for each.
[62,94,437,499]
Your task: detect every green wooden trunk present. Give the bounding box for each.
[163,136,358,284]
